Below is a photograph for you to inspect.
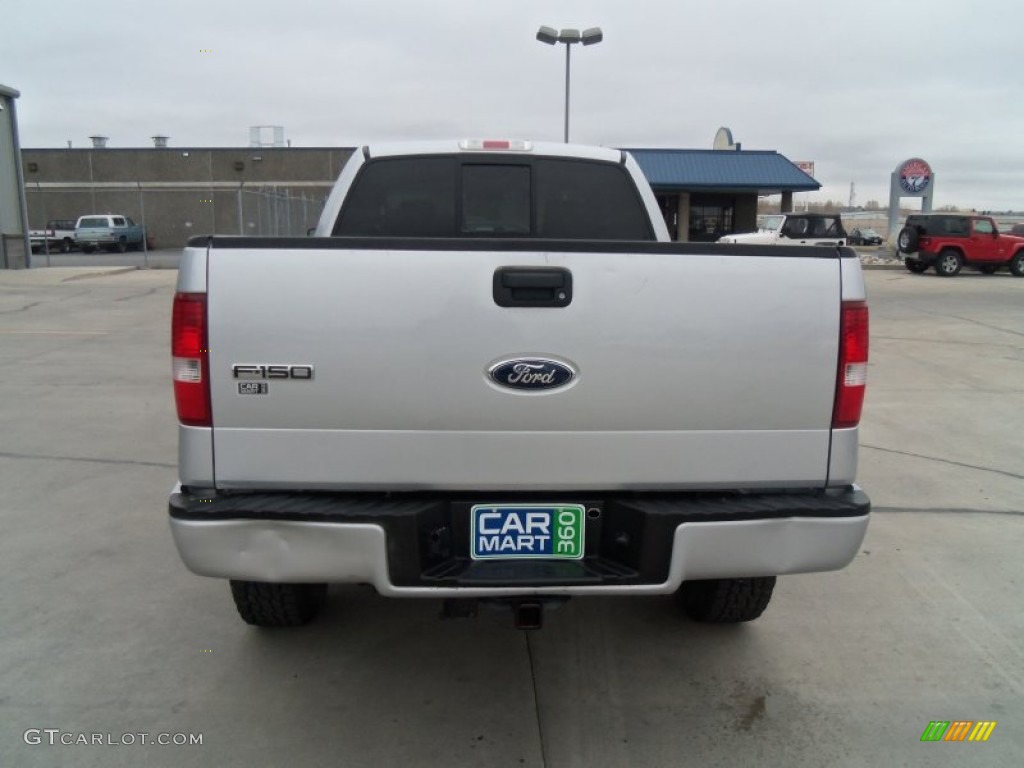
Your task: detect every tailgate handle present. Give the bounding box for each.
[493,267,572,308]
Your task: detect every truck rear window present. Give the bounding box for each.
[78,217,109,228]
[333,156,654,240]
[462,165,530,235]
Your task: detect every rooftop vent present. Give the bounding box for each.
[249,125,285,148]
[89,135,109,148]
[151,135,169,148]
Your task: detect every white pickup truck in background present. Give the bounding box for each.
[29,219,77,253]
[719,212,847,247]
[168,140,870,630]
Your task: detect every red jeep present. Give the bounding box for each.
[897,214,1024,277]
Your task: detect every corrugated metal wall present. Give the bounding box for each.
[22,147,353,249]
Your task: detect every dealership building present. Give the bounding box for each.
[21,136,819,249]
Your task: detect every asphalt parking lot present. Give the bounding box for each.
[0,266,1021,767]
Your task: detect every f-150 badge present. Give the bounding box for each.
[232,364,314,380]
[488,358,575,391]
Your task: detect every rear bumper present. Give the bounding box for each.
[168,486,870,596]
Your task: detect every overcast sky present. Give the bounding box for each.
[5,0,1023,210]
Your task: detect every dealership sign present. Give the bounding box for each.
[888,157,936,244]
[793,161,815,178]
[898,158,932,195]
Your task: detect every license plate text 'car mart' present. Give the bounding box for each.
[471,504,585,560]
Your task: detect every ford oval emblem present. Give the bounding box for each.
[488,358,576,391]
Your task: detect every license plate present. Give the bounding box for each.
[470,504,585,560]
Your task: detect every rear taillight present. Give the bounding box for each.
[833,300,869,429]
[172,292,211,426]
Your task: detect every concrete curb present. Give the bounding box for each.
[0,266,140,286]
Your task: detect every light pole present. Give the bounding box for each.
[536,26,603,143]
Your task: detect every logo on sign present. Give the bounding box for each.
[488,358,575,391]
[793,161,815,178]
[899,158,932,194]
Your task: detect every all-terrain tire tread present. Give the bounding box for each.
[229,580,326,627]
[678,577,776,623]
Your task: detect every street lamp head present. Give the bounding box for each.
[536,26,558,45]
[538,26,602,46]
[535,24,603,143]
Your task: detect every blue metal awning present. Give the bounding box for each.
[623,148,819,193]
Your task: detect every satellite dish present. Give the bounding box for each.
[713,127,736,150]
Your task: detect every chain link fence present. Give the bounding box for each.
[239,186,327,237]
[26,183,330,250]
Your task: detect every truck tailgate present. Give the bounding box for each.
[204,241,843,491]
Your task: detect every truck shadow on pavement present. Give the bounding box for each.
[211,586,801,767]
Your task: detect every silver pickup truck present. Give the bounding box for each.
[168,140,870,629]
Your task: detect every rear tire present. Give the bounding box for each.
[934,249,963,277]
[115,237,127,253]
[676,577,776,623]
[904,258,929,274]
[229,580,327,627]
[1010,251,1024,277]
[60,238,73,253]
